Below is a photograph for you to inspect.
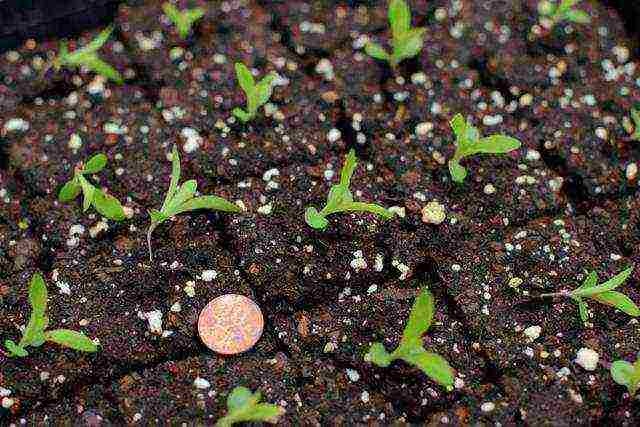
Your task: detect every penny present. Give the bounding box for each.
[197,294,264,355]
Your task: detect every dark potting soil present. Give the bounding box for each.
[2,0,640,424]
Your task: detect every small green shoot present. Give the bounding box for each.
[629,109,640,142]
[147,146,240,261]
[537,0,591,28]
[539,267,639,326]
[364,0,425,68]
[611,354,640,397]
[232,63,276,123]
[448,113,522,183]
[3,273,98,357]
[58,153,126,221]
[305,149,393,230]
[215,386,285,427]
[365,288,455,390]
[53,26,123,84]
[162,2,205,39]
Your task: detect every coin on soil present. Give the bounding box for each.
[198,294,264,355]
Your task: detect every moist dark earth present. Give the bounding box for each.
[1,0,640,425]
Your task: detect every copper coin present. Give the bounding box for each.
[198,294,264,355]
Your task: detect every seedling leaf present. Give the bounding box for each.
[304,149,392,230]
[389,0,411,38]
[79,175,95,212]
[83,55,124,85]
[233,63,275,122]
[611,359,640,396]
[162,145,181,212]
[448,160,467,184]
[59,179,81,202]
[84,26,113,54]
[392,28,425,63]
[538,0,590,27]
[474,135,522,154]
[163,2,204,39]
[235,62,255,95]
[93,188,126,221]
[175,196,241,216]
[402,349,455,389]
[591,291,640,316]
[399,287,434,348]
[45,329,98,352]
[631,109,640,141]
[364,42,390,61]
[82,153,108,174]
[216,386,284,427]
[5,340,28,357]
[365,288,455,389]
[573,267,633,297]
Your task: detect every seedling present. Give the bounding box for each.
[630,109,640,142]
[537,0,590,28]
[448,113,521,183]
[59,153,126,221]
[364,288,455,390]
[162,2,205,39]
[216,386,284,427]
[611,354,640,397]
[232,62,276,123]
[3,273,98,357]
[305,149,393,230]
[365,0,425,68]
[539,266,639,326]
[52,26,123,84]
[147,145,240,261]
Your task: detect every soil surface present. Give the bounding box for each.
[1,0,640,425]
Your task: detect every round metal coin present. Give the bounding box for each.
[197,294,264,355]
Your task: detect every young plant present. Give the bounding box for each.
[364,288,455,390]
[305,149,393,230]
[611,354,640,397]
[58,153,126,221]
[52,26,123,84]
[630,108,640,142]
[539,266,639,326]
[147,145,240,261]
[364,0,425,68]
[216,386,284,427]
[3,273,98,357]
[162,2,205,39]
[537,0,591,28]
[232,63,276,123]
[448,113,522,184]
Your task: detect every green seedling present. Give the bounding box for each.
[147,145,240,261]
[539,266,640,326]
[537,0,591,27]
[53,26,123,84]
[630,109,640,141]
[448,113,522,183]
[162,2,205,39]
[365,0,425,68]
[216,386,285,427]
[365,288,455,390]
[305,149,393,230]
[611,354,640,397]
[59,153,126,221]
[3,273,98,358]
[232,62,276,123]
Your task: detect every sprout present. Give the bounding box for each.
[216,386,285,427]
[448,113,521,183]
[147,146,240,261]
[53,26,123,84]
[365,287,455,390]
[162,2,205,39]
[3,273,98,357]
[232,63,276,123]
[58,153,126,221]
[611,354,640,397]
[537,0,590,28]
[365,0,425,68]
[539,266,639,326]
[305,149,393,230]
